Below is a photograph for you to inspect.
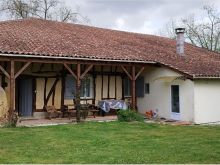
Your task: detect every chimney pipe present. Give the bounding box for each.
[175,28,185,56]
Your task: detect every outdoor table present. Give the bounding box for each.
[97,99,128,113]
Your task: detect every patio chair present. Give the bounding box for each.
[88,104,99,118]
[45,105,62,120]
[61,105,76,119]
[80,104,99,119]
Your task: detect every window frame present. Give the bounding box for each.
[64,74,94,100]
[145,83,150,94]
[123,78,131,97]
[80,76,94,99]
[171,85,180,113]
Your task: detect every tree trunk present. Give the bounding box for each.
[131,66,136,110]
[76,63,81,122]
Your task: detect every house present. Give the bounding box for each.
[0,18,220,124]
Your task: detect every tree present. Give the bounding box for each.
[157,19,177,39]
[160,5,220,52]
[0,0,89,23]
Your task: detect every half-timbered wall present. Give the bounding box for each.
[2,62,125,112]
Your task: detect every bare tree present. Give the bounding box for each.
[159,5,220,52]
[157,19,177,39]
[0,0,89,23]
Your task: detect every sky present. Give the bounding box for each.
[64,0,220,35]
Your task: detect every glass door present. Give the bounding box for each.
[171,85,180,120]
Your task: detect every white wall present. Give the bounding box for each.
[194,80,220,124]
[179,79,194,121]
[137,66,194,122]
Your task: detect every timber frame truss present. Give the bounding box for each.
[0,57,149,123]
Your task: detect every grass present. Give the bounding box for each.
[0,122,220,164]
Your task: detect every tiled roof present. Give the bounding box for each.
[1,18,220,78]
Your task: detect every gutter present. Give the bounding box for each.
[0,53,156,64]
[193,75,220,79]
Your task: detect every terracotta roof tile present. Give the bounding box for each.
[1,18,220,78]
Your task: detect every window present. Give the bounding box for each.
[64,75,93,99]
[64,75,76,99]
[171,85,180,113]
[123,78,131,97]
[123,77,145,98]
[136,77,144,98]
[80,77,93,98]
[145,83,150,94]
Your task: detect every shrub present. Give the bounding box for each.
[117,109,144,122]
[2,122,17,128]
[2,113,18,128]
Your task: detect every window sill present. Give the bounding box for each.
[80,97,94,100]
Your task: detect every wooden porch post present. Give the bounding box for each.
[76,63,81,122]
[1,60,31,122]
[9,60,15,122]
[61,72,65,112]
[92,67,96,105]
[131,65,136,110]
[121,65,145,111]
[64,63,93,122]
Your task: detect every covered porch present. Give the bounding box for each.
[0,57,151,123]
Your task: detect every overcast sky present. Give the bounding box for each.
[64,0,220,35]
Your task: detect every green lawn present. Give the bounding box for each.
[0,122,220,164]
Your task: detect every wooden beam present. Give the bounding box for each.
[102,97,117,100]
[135,66,145,80]
[76,63,81,123]
[61,72,65,111]
[44,78,59,106]
[31,63,34,72]
[52,88,55,106]
[92,67,96,105]
[19,74,60,78]
[0,64,10,78]
[63,63,77,79]
[0,57,10,61]
[101,66,104,100]
[121,76,125,100]
[0,56,153,68]
[51,63,54,71]
[80,64,93,79]
[131,66,136,110]
[115,66,117,99]
[43,78,48,108]
[32,78,36,114]
[15,62,31,79]
[121,66,132,80]
[9,60,15,122]
[38,63,44,72]
[107,75,110,99]
[2,62,7,89]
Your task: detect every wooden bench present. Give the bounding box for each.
[87,104,99,118]
[79,104,99,119]
[45,106,62,120]
[61,104,99,119]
